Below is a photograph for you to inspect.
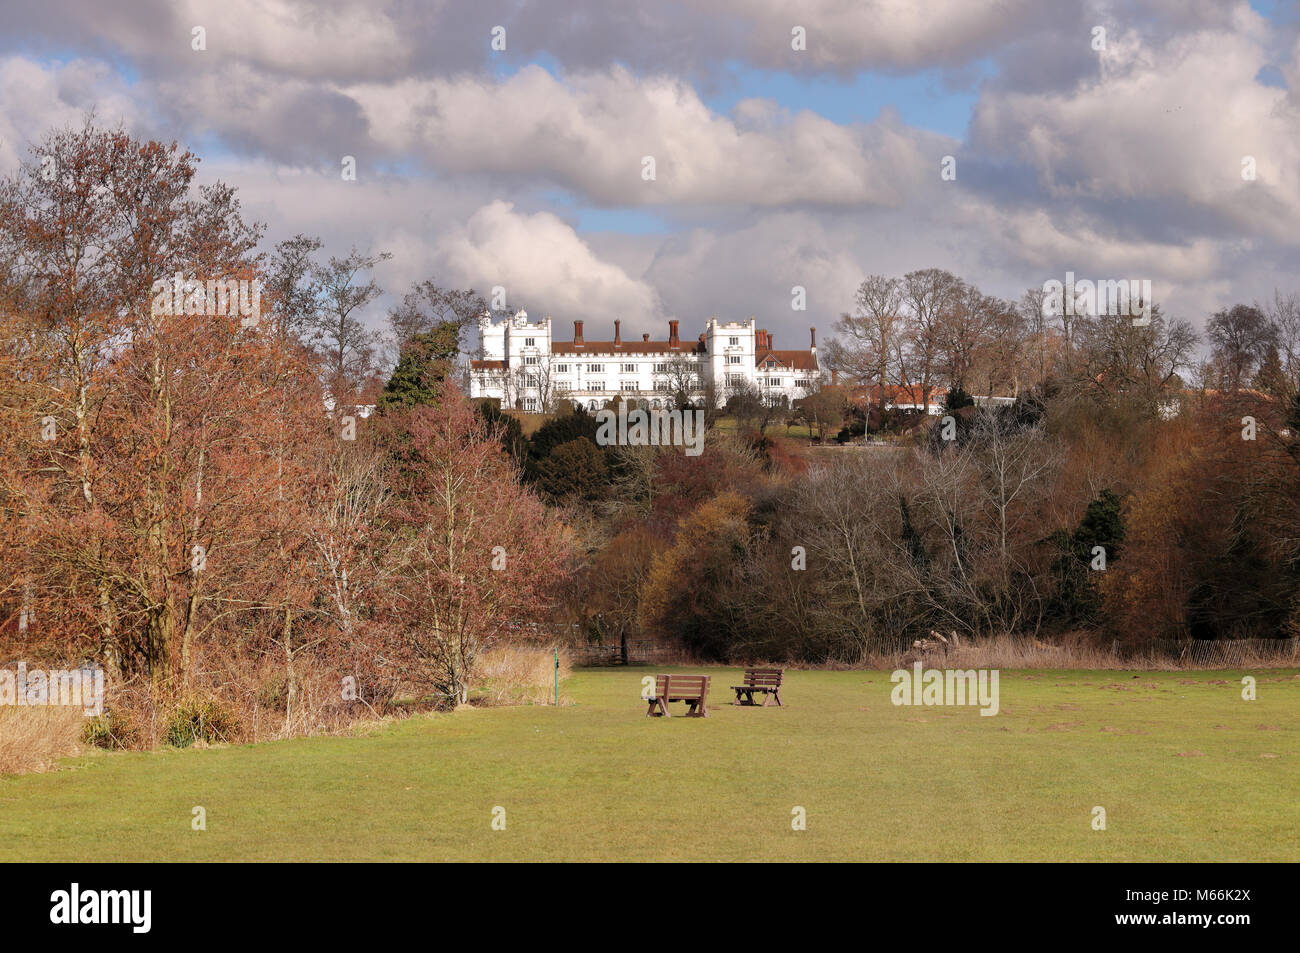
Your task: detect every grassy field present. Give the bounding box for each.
[1,668,1296,861]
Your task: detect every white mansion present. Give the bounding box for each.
[470,311,820,412]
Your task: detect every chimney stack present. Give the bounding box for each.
[668,319,680,348]
[810,327,817,352]
[573,320,584,345]
[614,320,621,346]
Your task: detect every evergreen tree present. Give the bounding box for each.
[378,323,461,410]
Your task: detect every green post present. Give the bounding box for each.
[554,648,559,706]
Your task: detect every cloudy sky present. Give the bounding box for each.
[1,0,1298,347]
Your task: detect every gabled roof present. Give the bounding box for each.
[756,349,818,371]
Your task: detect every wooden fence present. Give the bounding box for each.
[1113,638,1299,666]
[576,640,664,666]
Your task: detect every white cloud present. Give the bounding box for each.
[705,0,1051,71]
[427,200,662,327]
[0,57,143,172]
[350,66,945,207]
[970,9,1300,242]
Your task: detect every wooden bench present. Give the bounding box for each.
[644,674,710,718]
[732,668,784,706]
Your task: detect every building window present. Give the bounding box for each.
[621,381,637,392]
[554,364,569,373]
[727,355,742,364]
[524,397,537,410]
[769,378,782,386]
[729,337,739,346]
[524,356,538,365]
[526,375,538,387]
[796,379,811,388]
[653,363,668,373]
[727,374,745,386]
[525,337,535,347]
[588,364,604,373]
[622,363,636,373]
[589,382,604,392]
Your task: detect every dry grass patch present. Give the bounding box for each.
[475,646,572,706]
[0,705,83,776]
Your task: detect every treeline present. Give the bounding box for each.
[827,270,1300,416]
[540,279,1300,661]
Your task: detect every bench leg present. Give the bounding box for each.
[647,696,669,717]
[770,688,782,707]
[683,698,708,717]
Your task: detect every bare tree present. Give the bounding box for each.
[312,246,392,400]
[1263,290,1300,401]
[388,279,486,351]
[266,234,322,343]
[1072,307,1198,412]
[909,411,1062,637]
[830,275,904,420]
[979,297,1030,399]
[935,279,992,392]
[662,353,703,409]
[1206,303,1277,392]
[902,268,962,413]
[1019,287,1051,392]
[508,357,569,412]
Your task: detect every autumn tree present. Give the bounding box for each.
[639,491,752,659]
[0,122,344,692]
[378,386,573,703]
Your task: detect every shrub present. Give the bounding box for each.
[82,710,140,750]
[164,697,240,748]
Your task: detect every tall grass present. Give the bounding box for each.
[852,634,1300,670]
[475,646,572,706]
[0,705,83,776]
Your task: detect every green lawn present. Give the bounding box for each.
[1,668,1296,861]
